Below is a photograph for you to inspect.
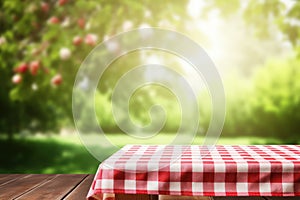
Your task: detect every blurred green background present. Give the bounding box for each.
[1,0,300,174]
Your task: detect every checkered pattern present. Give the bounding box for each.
[87,145,300,199]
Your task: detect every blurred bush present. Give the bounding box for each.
[249,58,300,142]
[219,57,300,142]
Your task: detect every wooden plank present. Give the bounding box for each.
[213,198,300,200]
[160,196,211,200]
[116,194,158,200]
[0,174,28,186]
[0,174,8,179]
[212,197,265,200]
[16,174,86,200]
[264,197,300,200]
[64,174,94,200]
[0,174,55,199]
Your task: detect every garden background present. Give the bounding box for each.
[1,0,300,173]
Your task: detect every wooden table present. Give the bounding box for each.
[0,174,92,200]
[0,174,298,200]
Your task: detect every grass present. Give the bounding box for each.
[0,134,98,174]
[0,132,292,174]
[104,133,283,146]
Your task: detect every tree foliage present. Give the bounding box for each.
[0,0,191,136]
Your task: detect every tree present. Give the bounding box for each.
[208,0,300,52]
[0,0,191,137]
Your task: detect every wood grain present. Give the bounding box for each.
[159,195,211,200]
[0,174,27,186]
[116,194,158,200]
[64,174,94,200]
[0,174,54,199]
[15,174,86,200]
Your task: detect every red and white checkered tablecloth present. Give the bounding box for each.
[87,145,300,199]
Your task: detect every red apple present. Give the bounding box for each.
[41,2,49,13]
[85,34,98,46]
[77,18,85,29]
[73,36,82,46]
[51,74,62,85]
[14,62,28,73]
[48,16,60,24]
[58,0,68,6]
[29,61,40,75]
[12,74,22,84]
